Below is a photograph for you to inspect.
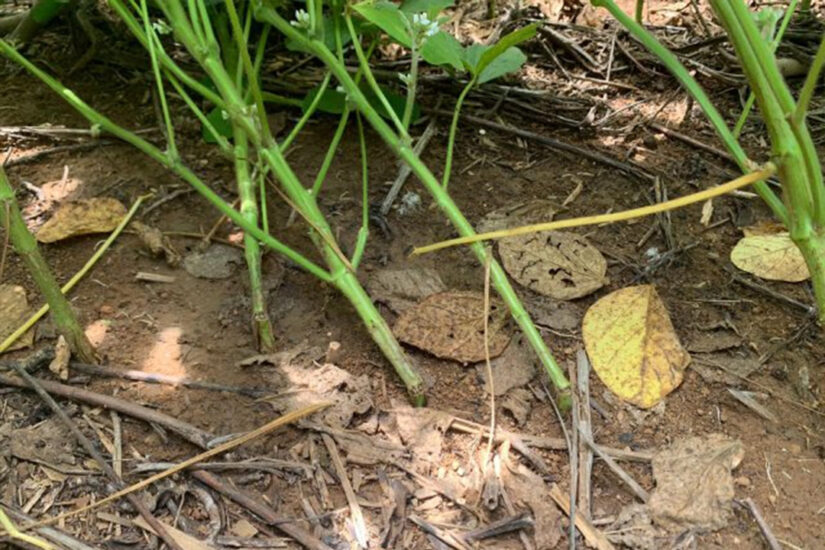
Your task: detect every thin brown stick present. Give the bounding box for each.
[8,361,186,550]
[549,485,616,550]
[191,469,334,550]
[580,434,650,503]
[25,402,330,530]
[0,372,215,448]
[742,498,781,550]
[320,434,367,548]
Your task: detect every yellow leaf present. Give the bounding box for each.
[730,233,809,282]
[36,198,126,243]
[582,285,690,409]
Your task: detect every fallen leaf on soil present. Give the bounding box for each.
[582,285,690,409]
[367,267,447,313]
[390,407,451,466]
[476,335,535,396]
[649,433,744,533]
[230,519,258,538]
[132,221,181,267]
[0,284,34,352]
[475,199,556,234]
[730,233,809,282]
[393,291,511,363]
[35,198,126,243]
[49,335,71,380]
[499,231,607,300]
[183,244,243,279]
[700,198,713,226]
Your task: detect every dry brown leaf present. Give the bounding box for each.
[582,285,690,409]
[393,291,510,363]
[500,231,607,300]
[730,233,809,282]
[0,284,34,352]
[35,198,126,243]
[741,220,786,237]
[700,199,713,226]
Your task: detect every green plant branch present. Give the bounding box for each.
[344,13,409,141]
[140,0,179,160]
[591,0,789,226]
[0,40,334,283]
[258,4,571,401]
[443,76,476,190]
[281,72,332,152]
[402,39,419,130]
[733,0,799,138]
[794,34,825,127]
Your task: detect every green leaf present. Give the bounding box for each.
[421,31,464,70]
[478,46,526,83]
[301,88,347,115]
[202,107,233,144]
[401,0,453,18]
[475,24,535,76]
[301,85,419,122]
[461,43,487,72]
[353,1,412,47]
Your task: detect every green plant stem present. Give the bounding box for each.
[259,5,571,403]
[312,108,351,196]
[281,72,332,151]
[351,112,369,268]
[344,13,409,141]
[0,166,97,363]
[443,76,476,190]
[591,0,789,226]
[141,0,178,160]
[0,40,333,284]
[7,0,68,45]
[261,91,304,107]
[795,231,825,323]
[732,0,798,138]
[635,0,643,23]
[402,40,419,130]
[167,74,232,154]
[233,125,276,351]
[794,34,825,127]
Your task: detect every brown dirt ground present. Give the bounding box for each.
[2,3,825,549]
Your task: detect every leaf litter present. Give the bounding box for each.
[499,231,608,300]
[35,197,126,243]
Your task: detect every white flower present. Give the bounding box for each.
[290,9,310,29]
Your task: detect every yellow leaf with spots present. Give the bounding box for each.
[36,198,126,243]
[730,233,809,282]
[582,285,690,409]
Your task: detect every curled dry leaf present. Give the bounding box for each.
[499,231,607,300]
[393,291,510,363]
[730,232,809,282]
[582,285,690,409]
[35,198,126,243]
[0,284,34,352]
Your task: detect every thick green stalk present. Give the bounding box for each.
[795,231,825,323]
[443,77,476,190]
[402,40,419,130]
[0,40,334,284]
[258,5,571,402]
[711,0,813,239]
[591,0,789,226]
[732,0,798,138]
[233,125,277,351]
[0,166,97,363]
